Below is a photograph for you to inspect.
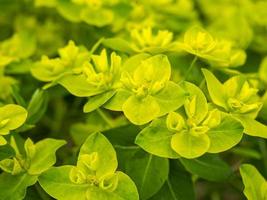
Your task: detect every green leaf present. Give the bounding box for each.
[31,56,65,82]
[0,76,16,101]
[150,160,195,200]
[122,95,160,125]
[27,138,66,175]
[81,8,114,27]
[104,89,131,111]
[103,124,140,146]
[171,132,210,159]
[126,150,169,200]
[11,84,26,107]
[103,38,134,54]
[231,147,261,160]
[235,115,267,138]
[39,166,89,200]
[83,91,116,113]
[0,31,36,59]
[240,164,267,200]
[223,75,247,99]
[133,54,171,85]
[0,144,15,160]
[112,172,139,200]
[135,118,179,159]
[86,172,139,200]
[207,115,243,153]
[0,172,38,200]
[122,53,151,74]
[154,81,186,116]
[56,0,82,22]
[39,136,139,200]
[79,132,118,178]
[180,154,232,181]
[59,74,104,97]
[202,68,227,108]
[0,104,28,135]
[27,89,48,124]
[181,81,208,123]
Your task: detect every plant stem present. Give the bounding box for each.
[96,108,114,127]
[182,56,198,82]
[89,37,104,55]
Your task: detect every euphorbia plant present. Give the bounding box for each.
[38,133,138,200]
[202,68,267,138]
[1,0,267,199]
[0,137,65,200]
[136,82,244,158]
[0,104,27,145]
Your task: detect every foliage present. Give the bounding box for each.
[0,0,267,199]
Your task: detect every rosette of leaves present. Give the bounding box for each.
[136,82,244,159]
[59,49,122,113]
[39,132,139,200]
[55,0,118,27]
[104,54,187,125]
[202,68,267,138]
[103,27,178,54]
[0,104,27,145]
[31,40,89,87]
[240,164,267,200]
[0,137,66,200]
[176,27,246,68]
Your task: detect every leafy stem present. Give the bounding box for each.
[182,56,198,82]
[96,108,114,127]
[89,37,105,57]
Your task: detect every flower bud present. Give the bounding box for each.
[99,173,119,192]
[58,40,79,62]
[238,81,258,102]
[184,27,217,54]
[239,102,262,114]
[184,95,197,118]
[0,157,24,175]
[150,81,165,95]
[78,152,99,173]
[190,125,209,136]
[203,109,221,128]
[69,167,87,184]
[135,85,148,99]
[227,98,242,111]
[166,112,185,132]
[24,138,36,160]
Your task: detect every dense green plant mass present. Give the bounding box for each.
[1,0,267,199]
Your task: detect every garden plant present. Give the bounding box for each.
[1,0,267,199]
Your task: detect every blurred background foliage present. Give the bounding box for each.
[1,0,267,199]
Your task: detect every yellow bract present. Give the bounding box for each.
[82,50,122,90]
[178,27,246,68]
[130,27,174,52]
